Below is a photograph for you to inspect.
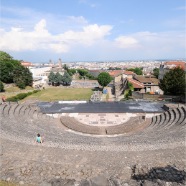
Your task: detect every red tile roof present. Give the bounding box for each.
[134,75,159,85]
[108,70,124,77]
[134,75,152,83]
[164,61,185,70]
[124,71,135,75]
[127,78,144,89]
[21,61,33,67]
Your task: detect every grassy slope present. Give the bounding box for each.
[25,87,93,101]
[0,86,33,98]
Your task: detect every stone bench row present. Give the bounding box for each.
[1,108,185,149]
[0,103,185,147]
[0,103,53,121]
[60,116,150,135]
[150,107,186,129]
[105,117,150,135]
[61,116,104,135]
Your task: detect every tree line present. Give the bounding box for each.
[1,50,184,96]
[0,51,33,91]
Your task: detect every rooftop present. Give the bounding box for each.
[164,61,185,70]
[127,78,144,88]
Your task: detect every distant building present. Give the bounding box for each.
[122,71,135,79]
[159,61,185,80]
[50,58,65,75]
[88,70,104,78]
[108,70,135,99]
[108,70,124,78]
[30,66,52,88]
[127,78,144,92]
[134,75,163,94]
[20,61,33,68]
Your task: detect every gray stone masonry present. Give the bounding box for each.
[0,103,185,186]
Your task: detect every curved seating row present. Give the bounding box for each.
[1,103,52,121]
[149,106,185,130]
[0,103,185,151]
[61,116,150,135]
[60,106,186,137]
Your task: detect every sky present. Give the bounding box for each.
[0,0,185,63]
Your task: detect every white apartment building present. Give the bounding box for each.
[30,66,52,88]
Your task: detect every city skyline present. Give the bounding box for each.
[0,0,185,62]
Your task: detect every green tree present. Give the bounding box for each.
[127,82,134,91]
[0,60,20,83]
[77,69,88,78]
[63,64,69,71]
[153,68,159,78]
[55,72,63,85]
[0,51,33,88]
[48,71,56,84]
[48,72,64,86]
[23,67,33,86]
[0,81,4,92]
[13,65,33,89]
[159,67,185,95]
[108,67,122,70]
[86,73,97,80]
[0,51,13,61]
[62,71,72,86]
[127,67,143,75]
[68,68,76,76]
[97,72,112,88]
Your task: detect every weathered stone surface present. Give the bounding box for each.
[0,103,185,186]
[50,178,76,186]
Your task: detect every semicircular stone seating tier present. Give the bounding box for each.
[60,106,186,136]
[0,103,185,152]
[60,115,151,135]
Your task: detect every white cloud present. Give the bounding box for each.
[114,36,139,48]
[66,16,88,24]
[0,19,112,53]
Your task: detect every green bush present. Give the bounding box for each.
[6,96,19,102]
[16,82,26,89]
[125,92,129,99]
[0,81,4,92]
[27,91,33,96]
[33,90,40,93]
[16,93,28,100]
[128,89,132,96]
[6,90,40,102]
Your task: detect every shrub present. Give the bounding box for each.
[33,90,40,93]
[27,91,33,96]
[6,96,19,102]
[0,81,4,92]
[128,90,132,96]
[16,93,28,100]
[6,90,41,102]
[16,82,26,89]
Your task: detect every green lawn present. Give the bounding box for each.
[0,86,34,99]
[25,87,93,101]
[5,86,33,93]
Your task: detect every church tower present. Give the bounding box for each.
[58,58,62,68]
